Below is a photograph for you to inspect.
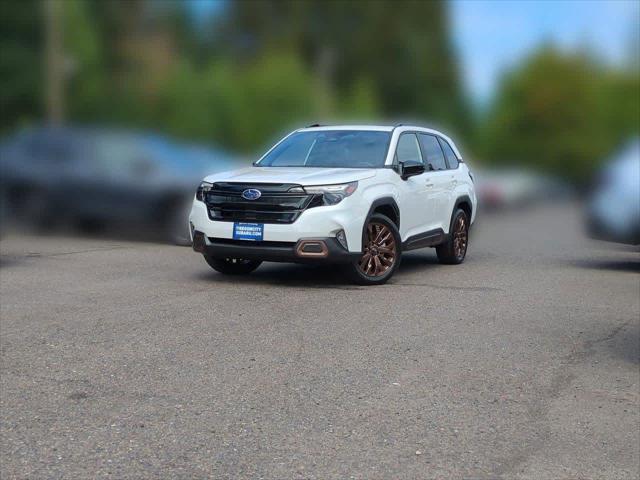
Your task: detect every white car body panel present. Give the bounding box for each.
[204,166,377,186]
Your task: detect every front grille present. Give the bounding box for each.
[204,183,321,224]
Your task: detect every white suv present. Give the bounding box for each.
[190,125,477,284]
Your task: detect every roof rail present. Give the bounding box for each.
[306,123,322,128]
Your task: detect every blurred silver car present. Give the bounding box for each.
[587,139,640,245]
[475,168,571,211]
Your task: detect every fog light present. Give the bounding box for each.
[301,242,324,253]
[336,230,348,250]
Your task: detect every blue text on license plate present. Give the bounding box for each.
[233,223,264,241]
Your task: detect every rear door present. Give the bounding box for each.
[418,134,450,232]
[438,137,462,228]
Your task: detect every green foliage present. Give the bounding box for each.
[0,0,469,151]
[5,0,636,182]
[153,52,381,153]
[214,52,320,151]
[220,0,470,136]
[337,77,380,120]
[63,0,108,122]
[155,51,320,152]
[478,47,640,183]
[0,0,43,132]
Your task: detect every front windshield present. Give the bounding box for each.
[257,130,391,168]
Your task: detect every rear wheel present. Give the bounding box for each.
[204,255,262,275]
[346,213,401,285]
[436,209,469,264]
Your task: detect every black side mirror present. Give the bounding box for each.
[400,160,425,180]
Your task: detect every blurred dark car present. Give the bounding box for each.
[586,139,640,245]
[0,126,237,244]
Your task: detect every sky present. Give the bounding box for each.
[187,0,639,104]
[451,0,639,104]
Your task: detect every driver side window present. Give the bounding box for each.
[395,133,423,165]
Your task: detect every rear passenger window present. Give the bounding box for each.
[395,133,423,164]
[418,134,446,171]
[438,137,459,169]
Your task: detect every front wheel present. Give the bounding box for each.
[436,209,469,264]
[345,213,401,285]
[204,255,262,275]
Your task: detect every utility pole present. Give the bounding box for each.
[45,0,64,124]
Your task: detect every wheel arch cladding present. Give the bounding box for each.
[454,195,472,220]
[367,197,400,228]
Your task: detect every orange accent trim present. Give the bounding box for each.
[295,240,329,257]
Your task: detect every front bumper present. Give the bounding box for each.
[192,230,360,264]
[189,194,368,252]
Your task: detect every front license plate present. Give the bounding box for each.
[233,223,264,241]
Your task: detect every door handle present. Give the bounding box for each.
[425,182,434,188]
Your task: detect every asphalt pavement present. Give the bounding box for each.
[1,203,638,479]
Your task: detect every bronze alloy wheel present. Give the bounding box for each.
[358,222,397,277]
[453,214,468,259]
[436,209,469,265]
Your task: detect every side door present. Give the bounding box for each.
[417,134,450,232]
[393,132,431,237]
[438,137,462,228]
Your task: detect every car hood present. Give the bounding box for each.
[203,167,378,186]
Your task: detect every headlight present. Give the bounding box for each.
[301,181,358,206]
[196,181,213,202]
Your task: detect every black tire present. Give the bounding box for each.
[345,213,402,285]
[436,208,469,265]
[204,255,262,275]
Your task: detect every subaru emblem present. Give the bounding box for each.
[242,188,262,200]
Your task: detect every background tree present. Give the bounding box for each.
[217,0,470,136]
[0,0,44,132]
[2,0,637,183]
[478,46,640,183]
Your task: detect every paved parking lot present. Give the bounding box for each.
[1,204,638,479]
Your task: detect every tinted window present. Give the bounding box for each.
[438,137,459,169]
[418,134,446,170]
[258,130,391,168]
[261,133,315,167]
[395,133,423,164]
